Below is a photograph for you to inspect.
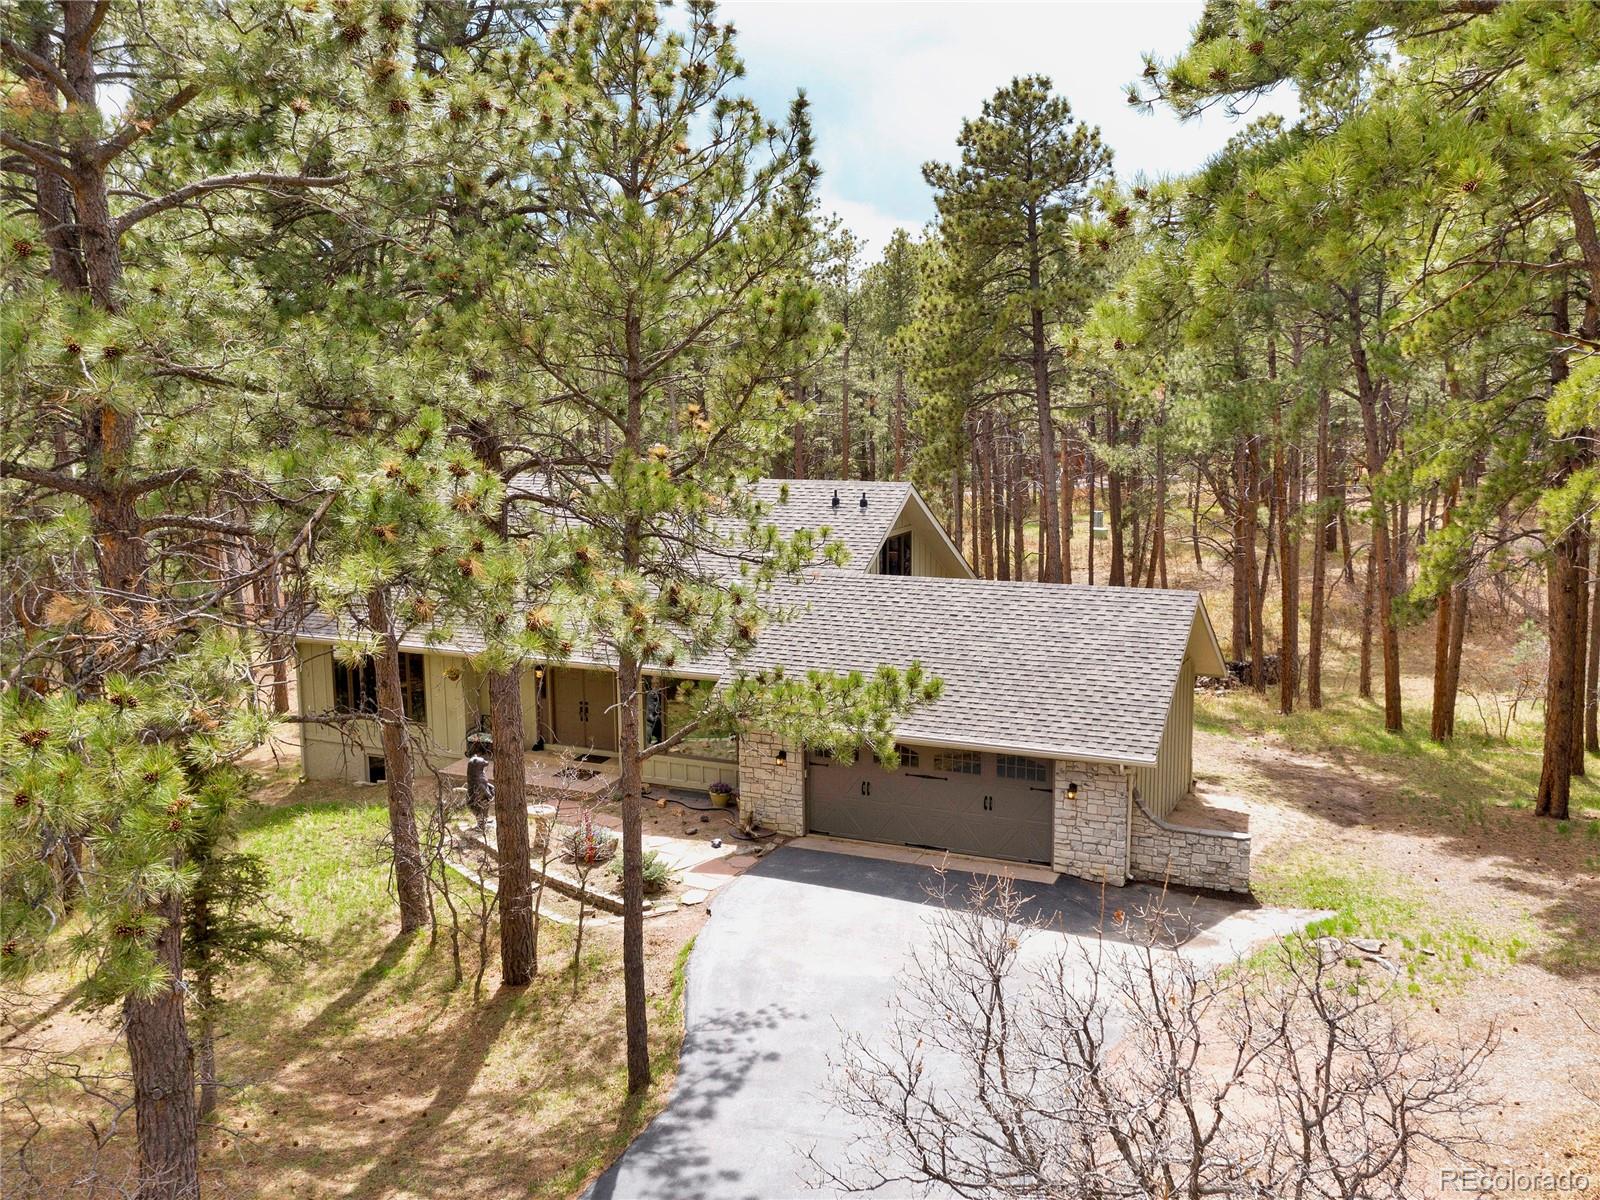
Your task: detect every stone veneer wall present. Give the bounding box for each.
[1128,798,1251,894]
[1052,760,1130,886]
[737,731,805,835]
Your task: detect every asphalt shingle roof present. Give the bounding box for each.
[741,574,1205,765]
[297,479,1209,763]
[748,479,912,572]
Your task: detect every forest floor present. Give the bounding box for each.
[1189,611,1600,1184]
[1,764,709,1200]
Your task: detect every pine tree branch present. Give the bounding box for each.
[94,83,202,167]
[0,461,104,502]
[0,37,81,106]
[115,172,348,233]
[0,133,72,180]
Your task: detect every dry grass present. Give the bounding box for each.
[1,769,704,1200]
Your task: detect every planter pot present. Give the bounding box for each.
[709,789,734,808]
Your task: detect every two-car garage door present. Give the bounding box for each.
[806,745,1054,866]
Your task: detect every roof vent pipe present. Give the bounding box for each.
[831,489,840,508]
[859,491,868,509]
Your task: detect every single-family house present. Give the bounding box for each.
[295,478,1251,892]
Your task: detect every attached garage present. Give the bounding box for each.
[806,744,1055,865]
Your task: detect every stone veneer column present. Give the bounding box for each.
[738,732,805,835]
[1052,759,1129,886]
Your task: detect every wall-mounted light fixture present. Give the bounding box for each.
[1066,781,1079,803]
[533,665,545,681]
[443,666,461,682]
[775,748,788,767]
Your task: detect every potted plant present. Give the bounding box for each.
[708,780,735,809]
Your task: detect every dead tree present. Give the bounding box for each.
[817,879,1497,1200]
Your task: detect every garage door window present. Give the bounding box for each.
[932,749,982,775]
[871,744,920,768]
[995,754,1049,784]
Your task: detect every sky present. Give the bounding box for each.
[721,1,1299,256]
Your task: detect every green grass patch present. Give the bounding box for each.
[1253,854,1527,990]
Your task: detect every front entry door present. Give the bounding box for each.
[550,668,619,753]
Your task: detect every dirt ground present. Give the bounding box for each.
[1195,719,1600,1184]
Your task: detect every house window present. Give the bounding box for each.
[932,749,982,775]
[879,530,912,576]
[995,754,1049,784]
[334,652,427,721]
[644,676,735,762]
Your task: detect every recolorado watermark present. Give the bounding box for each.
[1442,1167,1592,1194]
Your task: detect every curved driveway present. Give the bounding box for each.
[587,845,1249,1200]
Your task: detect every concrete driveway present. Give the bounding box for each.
[587,845,1259,1200]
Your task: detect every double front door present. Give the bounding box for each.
[549,668,619,753]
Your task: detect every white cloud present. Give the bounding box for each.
[722,1,1299,256]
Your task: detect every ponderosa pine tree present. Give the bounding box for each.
[921,76,1112,584]
[497,0,939,1093]
[306,409,520,935]
[0,3,409,1191]
[1139,0,1600,798]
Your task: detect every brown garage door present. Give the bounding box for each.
[805,745,1054,865]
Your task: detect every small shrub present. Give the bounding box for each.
[610,848,675,896]
[563,815,618,867]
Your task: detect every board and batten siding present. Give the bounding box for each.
[870,497,971,579]
[297,641,471,782]
[1130,656,1195,818]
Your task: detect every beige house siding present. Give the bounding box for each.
[297,641,471,783]
[1130,657,1194,819]
[870,497,971,578]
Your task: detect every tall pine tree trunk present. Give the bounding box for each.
[975,419,994,578]
[839,341,852,478]
[1359,548,1375,700]
[1572,529,1590,777]
[1153,428,1168,589]
[1538,526,1580,819]
[1061,441,1074,583]
[366,587,430,934]
[1308,386,1330,709]
[1230,436,1251,662]
[952,467,964,562]
[1430,479,1463,742]
[1274,402,1298,714]
[488,669,536,984]
[124,889,198,1199]
[893,365,907,477]
[1107,404,1126,586]
[616,650,651,1089]
[1349,309,1403,731]
[1587,536,1600,753]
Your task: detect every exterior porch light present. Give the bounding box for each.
[534,665,545,681]
[1066,781,1079,802]
[775,748,788,767]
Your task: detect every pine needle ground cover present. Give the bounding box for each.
[1,770,699,1200]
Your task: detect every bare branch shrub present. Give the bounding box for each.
[816,877,1497,1200]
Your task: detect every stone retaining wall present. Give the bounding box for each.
[1129,798,1251,894]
